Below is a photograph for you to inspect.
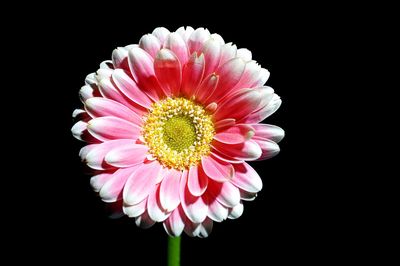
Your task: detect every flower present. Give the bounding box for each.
[72,26,284,238]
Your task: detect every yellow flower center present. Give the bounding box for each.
[142,97,215,170]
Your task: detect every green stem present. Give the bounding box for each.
[167,236,181,266]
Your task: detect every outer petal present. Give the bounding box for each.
[176,26,195,42]
[105,143,148,168]
[147,184,171,222]
[154,49,181,97]
[99,166,139,202]
[231,162,263,193]
[87,116,141,142]
[181,53,205,98]
[139,34,161,58]
[163,206,185,237]
[180,171,208,223]
[71,120,99,143]
[243,94,282,123]
[236,48,252,61]
[250,124,285,143]
[195,73,219,103]
[201,38,221,77]
[135,210,155,229]
[152,27,170,44]
[207,196,229,222]
[228,203,244,219]
[219,43,237,66]
[112,47,129,69]
[90,172,114,192]
[253,138,280,160]
[164,32,189,66]
[188,28,211,54]
[213,124,255,144]
[159,169,181,212]
[187,165,208,197]
[123,199,147,218]
[212,139,262,161]
[201,155,234,182]
[208,179,241,208]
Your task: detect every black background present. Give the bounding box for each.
[16,5,347,265]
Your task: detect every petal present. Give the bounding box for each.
[188,27,211,54]
[214,118,236,130]
[210,33,225,45]
[123,160,162,205]
[240,189,257,201]
[254,138,280,160]
[79,85,98,103]
[195,73,219,103]
[123,198,147,218]
[187,165,208,197]
[87,116,140,142]
[219,43,237,66]
[213,139,262,161]
[201,155,234,182]
[152,27,170,44]
[250,124,285,143]
[208,179,241,208]
[154,49,182,97]
[232,61,262,91]
[135,210,155,229]
[254,68,270,87]
[85,73,97,86]
[164,32,189,66]
[228,203,244,219]
[71,120,99,143]
[180,171,208,223]
[181,53,205,98]
[236,48,252,61]
[196,217,213,238]
[95,68,113,82]
[176,26,195,42]
[163,206,185,237]
[90,172,114,192]
[79,144,97,161]
[99,166,138,202]
[105,143,148,168]
[210,149,244,164]
[231,162,263,193]
[112,47,129,69]
[159,169,182,212]
[139,34,161,58]
[112,69,153,109]
[147,184,171,222]
[128,47,164,101]
[207,196,229,222]
[85,139,135,170]
[214,88,261,121]
[201,38,221,78]
[100,60,114,70]
[214,124,255,144]
[85,97,142,125]
[243,94,282,123]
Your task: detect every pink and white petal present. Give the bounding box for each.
[207,197,229,222]
[90,172,115,192]
[79,85,97,103]
[236,48,252,61]
[214,118,236,130]
[112,69,153,109]
[219,43,237,66]
[201,38,221,78]
[72,109,87,119]
[188,165,208,197]
[123,198,147,218]
[254,138,280,160]
[231,162,263,193]
[159,169,181,212]
[232,61,261,91]
[255,86,275,109]
[201,155,234,182]
[105,143,148,168]
[195,73,219,103]
[181,52,205,98]
[99,166,138,202]
[139,34,161,58]
[85,73,97,86]
[71,121,100,143]
[164,33,189,66]
[250,124,285,143]
[208,180,241,208]
[95,68,114,82]
[163,206,185,237]
[79,144,97,161]
[180,171,208,223]
[253,68,270,87]
[206,58,246,103]
[214,89,261,121]
[210,33,225,45]
[184,221,201,237]
[205,102,218,114]
[196,217,213,238]
[188,27,211,54]
[213,139,262,161]
[156,166,169,184]
[240,189,257,201]
[243,94,282,123]
[213,124,255,144]
[147,184,171,222]
[112,47,129,69]
[100,60,114,70]
[87,116,141,142]
[123,160,163,205]
[154,49,181,97]
[210,149,244,164]
[152,27,170,44]
[85,97,142,125]
[135,210,155,229]
[85,139,135,170]
[176,26,195,42]
[228,203,244,219]
[128,47,164,101]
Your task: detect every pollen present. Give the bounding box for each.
[142,97,215,170]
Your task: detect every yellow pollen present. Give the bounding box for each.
[142,97,215,170]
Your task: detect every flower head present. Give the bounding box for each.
[72,26,284,237]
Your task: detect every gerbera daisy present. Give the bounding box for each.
[72,26,284,238]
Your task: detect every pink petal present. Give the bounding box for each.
[154,49,182,97]
[90,172,114,192]
[232,61,261,91]
[214,118,236,130]
[181,53,205,98]
[207,196,229,222]
[253,68,270,87]
[201,155,234,182]
[164,32,189,66]
[242,94,282,123]
[228,203,244,219]
[188,28,211,54]
[201,39,221,78]
[195,73,219,103]
[214,88,261,121]
[100,60,114,70]
[213,124,255,144]
[112,47,129,69]
[195,217,213,238]
[135,210,155,229]
[147,184,171,222]
[163,206,185,237]
[187,165,208,197]
[159,169,182,212]
[240,189,257,201]
[85,97,142,125]
[253,138,280,160]
[105,143,148,168]
[210,33,225,45]
[99,166,138,203]
[95,68,113,82]
[176,26,195,42]
[236,48,252,61]
[210,150,244,164]
[231,162,263,193]
[123,198,147,218]
[180,171,208,223]
[79,85,100,103]
[250,123,285,143]
[139,34,161,58]
[85,139,135,170]
[71,120,100,143]
[219,43,237,66]
[87,116,141,142]
[79,144,97,161]
[152,27,170,44]
[128,47,164,101]
[112,69,153,109]
[123,160,162,205]
[212,139,262,161]
[208,179,240,208]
